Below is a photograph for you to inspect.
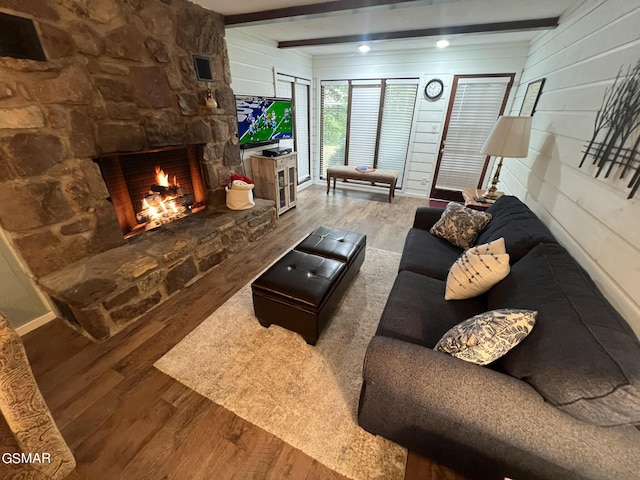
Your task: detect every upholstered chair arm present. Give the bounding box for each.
[0,314,75,480]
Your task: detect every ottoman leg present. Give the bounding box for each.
[257,318,271,328]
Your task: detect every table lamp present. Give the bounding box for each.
[480,116,532,200]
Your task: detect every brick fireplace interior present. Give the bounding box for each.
[0,0,277,340]
[96,145,207,238]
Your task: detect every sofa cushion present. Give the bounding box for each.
[435,309,537,365]
[399,228,463,280]
[487,243,640,426]
[476,196,556,262]
[445,239,510,300]
[430,202,492,249]
[377,270,487,348]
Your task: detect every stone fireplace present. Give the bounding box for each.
[0,0,277,340]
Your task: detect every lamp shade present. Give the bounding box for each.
[480,116,533,158]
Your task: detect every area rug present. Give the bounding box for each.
[154,247,407,480]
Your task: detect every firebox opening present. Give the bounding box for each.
[95,145,207,239]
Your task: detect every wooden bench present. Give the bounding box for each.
[326,166,398,203]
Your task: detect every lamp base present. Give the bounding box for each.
[483,188,501,200]
[483,156,504,201]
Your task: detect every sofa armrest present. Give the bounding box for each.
[363,335,541,405]
[413,207,444,231]
[360,336,640,479]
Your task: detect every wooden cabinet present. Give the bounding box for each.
[250,153,297,216]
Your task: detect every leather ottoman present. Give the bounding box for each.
[252,250,347,345]
[295,226,366,290]
[252,226,367,345]
[295,226,366,263]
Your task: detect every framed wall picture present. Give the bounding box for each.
[519,78,545,116]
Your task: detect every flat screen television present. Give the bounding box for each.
[235,95,293,148]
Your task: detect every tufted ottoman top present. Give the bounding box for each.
[252,250,346,311]
[295,226,366,263]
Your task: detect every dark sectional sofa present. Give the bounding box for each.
[358,195,640,480]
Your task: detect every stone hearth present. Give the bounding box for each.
[39,201,276,340]
[0,0,277,339]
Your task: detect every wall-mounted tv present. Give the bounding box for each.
[235,95,293,148]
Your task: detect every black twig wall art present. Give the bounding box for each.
[580,58,640,199]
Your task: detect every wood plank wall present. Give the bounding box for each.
[502,0,640,335]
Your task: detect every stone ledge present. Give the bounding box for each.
[39,199,277,340]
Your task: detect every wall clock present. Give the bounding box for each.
[424,78,444,100]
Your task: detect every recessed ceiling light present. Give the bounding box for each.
[436,39,450,48]
[358,44,371,53]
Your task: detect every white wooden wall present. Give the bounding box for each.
[502,0,640,335]
[312,44,530,196]
[226,30,313,96]
[225,30,313,176]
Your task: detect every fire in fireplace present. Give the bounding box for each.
[137,165,193,227]
[95,145,207,238]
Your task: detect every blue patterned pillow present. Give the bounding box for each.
[430,202,492,249]
[435,309,537,365]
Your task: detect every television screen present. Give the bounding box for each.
[235,96,293,147]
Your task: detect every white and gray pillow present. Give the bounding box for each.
[445,238,510,300]
[430,203,492,249]
[434,309,537,365]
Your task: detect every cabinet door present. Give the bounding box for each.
[276,169,286,210]
[288,164,296,206]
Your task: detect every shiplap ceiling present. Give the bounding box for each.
[192,0,582,55]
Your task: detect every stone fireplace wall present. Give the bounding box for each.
[0,0,280,340]
[0,0,243,279]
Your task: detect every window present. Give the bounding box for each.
[320,81,349,176]
[294,81,311,183]
[277,75,312,184]
[320,79,418,188]
[431,74,514,200]
[378,80,419,179]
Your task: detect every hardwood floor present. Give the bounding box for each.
[22,184,466,480]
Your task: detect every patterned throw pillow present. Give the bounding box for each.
[434,309,537,365]
[445,238,510,300]
[430,203,492,249]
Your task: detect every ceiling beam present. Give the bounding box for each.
[224,0,434,26]
[277,17,560,48]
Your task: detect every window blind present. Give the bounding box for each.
[435,77,511,191]
[347,84,381,168]
[320,78,418,186]
[376,81,418,187]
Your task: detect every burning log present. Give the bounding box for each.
[150,184,186,197]
[135,165,195,227]
[176,193,194,206]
